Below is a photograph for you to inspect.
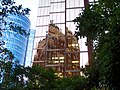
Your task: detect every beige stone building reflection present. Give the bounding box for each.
[33,23,80,77]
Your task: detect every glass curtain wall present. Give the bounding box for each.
[1,14,31,65]
[34,0,89,67]
[66,0,88,67]
[33,0,99,76]
[25,29,35,67]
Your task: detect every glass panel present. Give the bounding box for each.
[38,7,50,16]
[38,16,49,26]
[50,3,65,12]
[36,26,48,36]
[50,13,65,23]
[66,8,83,21]
[67,0,75,8]
[39,0,50,6]
[79,37,88,51]
[67,0,84,8]
[66,22,76,34]
[56,24,65,34]
[80,52,88,67]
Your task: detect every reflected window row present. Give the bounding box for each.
[50,13,65,24]
[67,0,84,8]
[50,2,65,12]
[37,16,49,26]
[39,0,50,7]
[66,8,83,21]
[38,7,50,16]
[36,26,48,36]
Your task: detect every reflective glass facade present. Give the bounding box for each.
[25,29,35,67]
[33,0,98,76]
[2,14,31,65]
[34,0,87,67]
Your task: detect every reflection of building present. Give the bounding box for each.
[1,14,31,65]
[34,24,80,77]
[33,0,96,77]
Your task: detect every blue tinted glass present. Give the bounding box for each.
[2,14,31,65]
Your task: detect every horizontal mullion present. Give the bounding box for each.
[66,7,84,10]
[50,1,65,4]
[50,11,65,14]
[38,6,50,8]
[37,15,49,17]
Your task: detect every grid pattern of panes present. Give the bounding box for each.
[1,14,31,65]
[34,0,85,65]
[34,0,50,54]
[34,0,88,66]
[50,0,65,33]
[66,0,88,67]
[33,0,97,76]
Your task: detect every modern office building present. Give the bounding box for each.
[1,14,31,65]
[34,23,80,77]
[33,0,97,77]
